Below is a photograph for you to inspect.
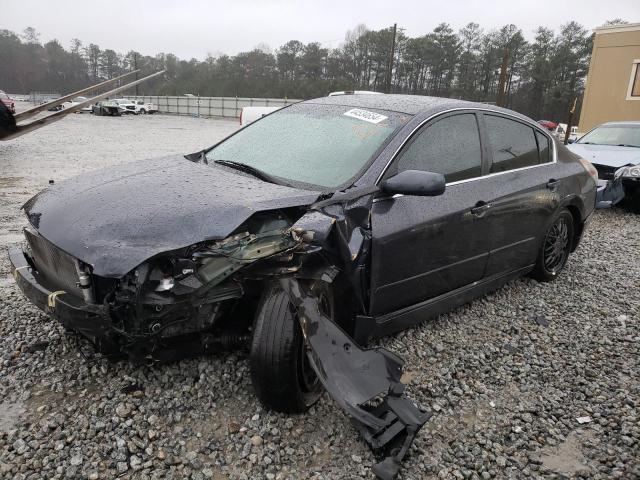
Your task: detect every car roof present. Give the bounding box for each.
[302,93,529,119]
[600,121,640,126]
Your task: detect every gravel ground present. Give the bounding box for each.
[0,113,639,480]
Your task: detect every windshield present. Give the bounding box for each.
[578,124,640,148]
[205,103,409,188]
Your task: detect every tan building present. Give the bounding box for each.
[579,23,640,132]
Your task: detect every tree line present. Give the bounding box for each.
[0,20,627,122]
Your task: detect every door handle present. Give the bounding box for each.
[470,201,491,216]
[546,179,560,190]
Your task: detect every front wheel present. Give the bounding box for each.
[250,282,327,413]
[629,189,640,214]
[531,209,574,282]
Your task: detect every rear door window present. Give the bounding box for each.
[485,115,539,173]
[392,113,483,183]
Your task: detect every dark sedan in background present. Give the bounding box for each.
[10,94,597,479]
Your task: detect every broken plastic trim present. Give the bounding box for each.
[280,277,431,480]
[595,178,626,209]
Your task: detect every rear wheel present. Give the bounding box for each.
[531,209,574,282]
[250,281,332,413]
[139,108,146,115]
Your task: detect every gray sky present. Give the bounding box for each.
[2,0,638,59]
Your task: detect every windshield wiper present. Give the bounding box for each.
[213,159,285,185]
[616,144,639,148]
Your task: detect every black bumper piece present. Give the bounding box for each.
[281,278,431,480]
[8,247,112,338]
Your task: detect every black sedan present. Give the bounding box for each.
[9,94,597,479]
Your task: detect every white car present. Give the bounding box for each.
[114,99,137,114]
[553,123,580,142]
[133,100,158,115]
[60,96,91,113]
[239,106,282,126]
[566,121,640,210]
[113,99,157,115]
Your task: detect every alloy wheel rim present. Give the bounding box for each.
[543,218,569,274]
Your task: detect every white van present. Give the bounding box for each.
[239,106,283,126]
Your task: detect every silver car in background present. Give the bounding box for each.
[567,121,640,211]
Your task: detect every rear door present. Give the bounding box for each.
[369,112,492,316]
[478,113,559,276]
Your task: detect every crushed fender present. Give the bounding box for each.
[280,278,431,480]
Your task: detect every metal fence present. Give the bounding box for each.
[124,96,301,119]
[29,92,61,104]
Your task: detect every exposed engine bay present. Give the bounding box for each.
[11,175,429,479]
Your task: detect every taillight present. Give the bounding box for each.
[578,158,598,180]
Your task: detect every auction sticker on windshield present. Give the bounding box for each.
[343,108,388,124]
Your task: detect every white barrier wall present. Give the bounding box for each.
[126,96,301,118]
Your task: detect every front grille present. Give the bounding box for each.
[24,229,82,297]
[594,164,617,181]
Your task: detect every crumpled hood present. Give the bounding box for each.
[566,143,640,168]
[23,155,320,277]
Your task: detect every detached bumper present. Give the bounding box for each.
[8,247,112,338]
[596,179,625,209]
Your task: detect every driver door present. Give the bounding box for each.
[369,112,492,316]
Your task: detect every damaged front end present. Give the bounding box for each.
[596,165,640,209]
[12,210,306,360]
[10,192,428,479]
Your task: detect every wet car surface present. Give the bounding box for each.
[9,94,598,478]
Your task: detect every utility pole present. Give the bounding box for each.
[386,23,397,94]
[564,98,577,145]
[495,47,509,107]
[134,53,139,96]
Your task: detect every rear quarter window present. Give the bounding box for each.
[485,115,540,173]
[535,131,552,164]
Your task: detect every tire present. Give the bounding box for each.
[629,189,640,214]
[531,209,574,282]
[139,108,146,115]
[250,281,325,413]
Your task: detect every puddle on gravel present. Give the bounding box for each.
[538,430,594,475]
[0,399,26,432]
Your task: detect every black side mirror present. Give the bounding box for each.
[381,170,446,197]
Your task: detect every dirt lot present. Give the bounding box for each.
[0,112,638,479]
